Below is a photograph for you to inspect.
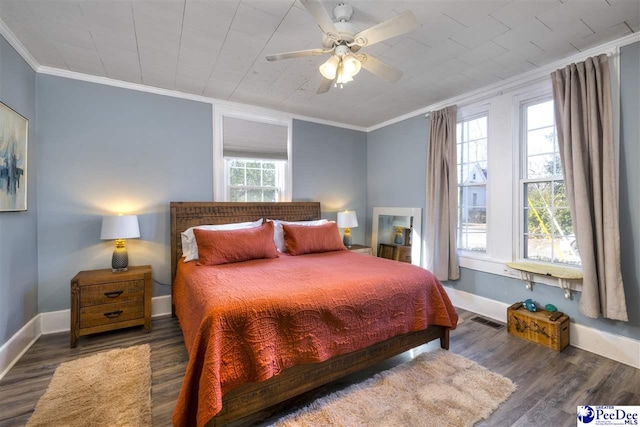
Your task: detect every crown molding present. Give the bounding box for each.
[37,66,367,132]
[366,32,640,132]
[0,18,39,71]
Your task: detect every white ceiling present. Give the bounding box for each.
[0,0,637,128]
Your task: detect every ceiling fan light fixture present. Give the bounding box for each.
[319,55,340,80]
[342,55,361,77]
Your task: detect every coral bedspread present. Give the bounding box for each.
[172,250,458,427]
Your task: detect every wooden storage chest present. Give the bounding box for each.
[507,302,570,351]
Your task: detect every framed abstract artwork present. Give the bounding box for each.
[0,102,28,211]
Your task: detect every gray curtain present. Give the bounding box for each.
[551,54,628,321]
[426,106,459,281]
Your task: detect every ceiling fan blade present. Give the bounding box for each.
[317,77,333,94]
[352,11,417,47]
[357,53,403,82]
[300,0,339,41]
[266,48,329,61]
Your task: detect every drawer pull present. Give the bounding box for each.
[104,310,124,319]
[104,290,124,298]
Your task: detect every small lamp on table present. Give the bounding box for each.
[337,210,358,248]
[100,214,140,272]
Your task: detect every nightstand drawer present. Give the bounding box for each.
[80,299,144,329]
[80,280,144,307]
[396,246,412,263]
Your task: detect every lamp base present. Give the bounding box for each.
[112,247,129,273]
[343,233,352,248]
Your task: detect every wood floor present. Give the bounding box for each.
[1,308,638,426]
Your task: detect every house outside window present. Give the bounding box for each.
[520,98,580,265]
[457,114,488,252]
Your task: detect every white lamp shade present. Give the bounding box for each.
[337,211,358,229]
[100,215,140,240]
[391,216,411,228]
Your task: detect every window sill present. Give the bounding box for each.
[458,255,583,296]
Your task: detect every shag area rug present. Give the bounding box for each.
[27,344,151,427]
[275,349,515,427]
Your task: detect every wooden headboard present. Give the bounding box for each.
[169,202,321,283]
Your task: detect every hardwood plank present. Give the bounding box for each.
[1,309,638,427]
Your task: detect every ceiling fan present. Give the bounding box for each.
[265,0,418,94]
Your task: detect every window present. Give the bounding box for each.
[457,114,488,252]
[214,112,292,202]
[520,99,580,265]
[226,158,285,202]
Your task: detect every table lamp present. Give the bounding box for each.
[100,214,140,272]
[337,210,358,248]
[392,216,411,245]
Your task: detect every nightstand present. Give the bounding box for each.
[348,244,373,255]
[378,243,412,263]
[70,265,152,348]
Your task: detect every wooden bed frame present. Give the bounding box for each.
[170,201,450,426]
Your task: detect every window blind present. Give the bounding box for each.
[223,117,288,160]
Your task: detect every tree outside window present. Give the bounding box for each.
[521,99,580,265]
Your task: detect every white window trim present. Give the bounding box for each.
[213,107,292,202]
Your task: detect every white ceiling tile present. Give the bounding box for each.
[179,28,224,57]
[493,41,545,66]
[26,0,88,30]
[203,79,237,100]
[423,39,470,67]
[531,20,593,53]
[230,3,282,37]
[582,0,639,33]
[457,41,508,65]
[19,33,68,69]
[571,22,633,52]
[464,59,513,80]
[0,1,34,26]
[183,0,235,40]
[80,1,135,32]
[90,26,137,53]
[409,13,467,47]
[451,16,510,49]
[440,0,511,27]
[492,18,553,51]
[537,0,611,31]
[135,23,181,52]
[490,0,561,28]
[141,71,176,90]
[132,0,184,35]
[55,42,105,76]
[35,18,94,50]
[242,0,295,20]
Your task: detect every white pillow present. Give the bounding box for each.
[267,219,329,252]
[181,219,263,262]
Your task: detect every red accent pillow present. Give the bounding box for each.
[193,221,278,266]
[283,222,347,256]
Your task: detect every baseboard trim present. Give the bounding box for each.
[0,315,41,381]
[0,295,173,380]
[444,287,640,369]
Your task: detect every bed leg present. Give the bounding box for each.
[440,328,450,350]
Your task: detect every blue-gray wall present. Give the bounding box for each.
[367,114,429,252]
[365,42,640,340]
[36,75,213,312]
[0,36,37,345]
[292,120,367,244]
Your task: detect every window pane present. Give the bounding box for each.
[553,236,580,265]
[527,154,555,178]
[525,234,552,262]
[246,168,261,186]
[467,117,487,140]
[527,128,555,156]
[468,139,487,162]
[247,189,263,202]
[553,181,568,207]
[263,189,276,202]
[229,167,245,186]
[230,159,245,168]
[527,100,554,129]
[525,182,552,208]
[263,168,276,186]
[263,162,275,170]
[553,208,573,235]
[246,161,260,168]
[230,188,246,202]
